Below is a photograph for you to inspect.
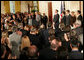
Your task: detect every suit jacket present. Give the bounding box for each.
[70,16,76,26]
[66,14,71,26]
[77,15,83,22]
[36,14,41,22]
[77,15,83,27]
[53,14,59,24]
[42,15,48,24]
[68,51,83,59]
[39,47,57,59]
[61,15,66,25]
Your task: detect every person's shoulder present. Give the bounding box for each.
[9,33,14,37]
[39,47,50,54]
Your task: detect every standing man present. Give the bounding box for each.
[42,13,48,29]
[9,26,22,59]
[65,10,71,26]
[76,10,83,27]
[53,9,59,31]
[35,12,41,28]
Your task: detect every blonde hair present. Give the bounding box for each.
[2,31,8,38]
[21,36,31,50]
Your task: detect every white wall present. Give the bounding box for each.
[39,1,48,16]
[81,1,83,16]
[21,1,28,13]
[52,1,61,18]
[65,1,79,12]
[1,1,5,14]
[10,1,15,13]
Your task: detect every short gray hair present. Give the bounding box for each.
[12,26,18,32]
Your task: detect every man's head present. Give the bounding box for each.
[77,10,81,15]
[60,23,65,31]
[55,9,58,14]
[74,20,81,28]
[48,28,55,36]
[35,12,38,15]
[57,46,68,59]
[71,11,75,16]
[28,45,38,59]
[30,27,37,34]
[12,26,22,35]
[43,13,45,16]
[18,23,23,29]
[49,35,62,50]
[70,37,79,49]
[66,10,70,15]
[24,25,30,31]
[62,11,65,15]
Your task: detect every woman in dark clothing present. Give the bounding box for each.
[70,11,76,26]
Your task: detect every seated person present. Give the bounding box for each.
[19,47,29,59]
[20,35,31,51]
[68,37,83,59]
[28,45,38,59]
[57,46,68,59]
[39,35,61,59]
[28,27,40,49]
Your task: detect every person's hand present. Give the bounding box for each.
[53,22,55,24]
[64,33,69,41]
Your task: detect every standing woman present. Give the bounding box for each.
[70,11,76,27]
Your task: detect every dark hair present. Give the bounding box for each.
[77,10,81,14]
[48,28,55,36]
[19,47,29,59]
[55,37,61,42]
[70,36,79,47]
[63,25,71,32]
[66,10,70,13]
[49,35,56,41]
[56,9,58,12]
[50,37,60,49]
[57,46,68,59]
[1,45,6,57]
[28,45,38,59]
[62,11,65,15]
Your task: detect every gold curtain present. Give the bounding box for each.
[37,1,39,11]
[4,1,10,13]
[15,1,21,13]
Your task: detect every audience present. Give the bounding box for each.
[57,46,68,59]
[69,37,83,59]
[21,35,31,50]
[1,10,83,59]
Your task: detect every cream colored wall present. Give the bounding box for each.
[81,1,83,16]
[21,1,28,13]
[1,1,5,14]
[39,1,48,16]
[65,1,79,12]
[52,1,61,18]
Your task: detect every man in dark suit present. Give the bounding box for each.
[42,13,48,29]
[39,35,61,59]
[61,11,66,26]
[53,9,59,30]
[65,10,71,26]
[68,37,83,59]
[76,10,83,27]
